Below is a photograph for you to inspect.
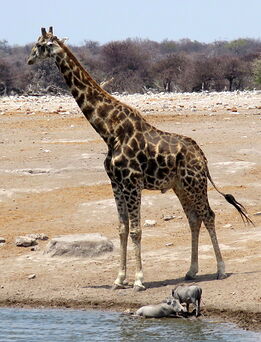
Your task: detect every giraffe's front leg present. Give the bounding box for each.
[110,182,129,290]
[124,187,145,291]
[130,226,145,291]
[112,222,129,289]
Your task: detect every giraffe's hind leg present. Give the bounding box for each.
[184,209,202,280]
[203,207,227,279]
[174,186,226,280]
[173,188,202,280]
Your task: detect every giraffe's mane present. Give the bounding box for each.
[55,38,111,97]
[54,37,148,121]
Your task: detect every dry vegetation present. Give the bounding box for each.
[1,37,261,95]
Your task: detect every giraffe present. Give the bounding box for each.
[27,27,253,291]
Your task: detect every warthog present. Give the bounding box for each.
[135,297,185,318]
[172,284,202,317]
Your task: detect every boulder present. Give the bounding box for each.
[44,233,114,257]
[15,236,37,247]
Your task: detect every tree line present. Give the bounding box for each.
[0,37,261,95]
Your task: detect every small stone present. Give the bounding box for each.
[253,212,261,216]
[143,220,157,227]
[15,236,37,247]
[223,224,232,228]
[27,233,48,241]
[0,285,4,289]
[165,242,173,247]
[0,237,5,243]
[163,215,175,221]
[28,274,36,279]
[228,107,238,112]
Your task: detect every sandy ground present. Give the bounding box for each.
[0,91,260,331]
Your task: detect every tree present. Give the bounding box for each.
[252,58,261,87]
[101,40,152,93]
[0,60,12,94]
[190,57,219,91]
[222,56,247,91]
[152,54,190,92]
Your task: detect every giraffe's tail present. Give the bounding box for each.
[206,168,254,226]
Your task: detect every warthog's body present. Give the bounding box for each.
[135,298,185,318]
[172,284,202,317]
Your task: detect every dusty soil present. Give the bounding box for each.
[0,92,260,331]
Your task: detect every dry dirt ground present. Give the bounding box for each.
[0,92,260,331]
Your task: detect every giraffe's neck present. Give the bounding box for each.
[54,43,146,145]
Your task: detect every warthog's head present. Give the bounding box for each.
[166,297,186,314]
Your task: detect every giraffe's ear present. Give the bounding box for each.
[49,26,53,34]
[41,27,47,37]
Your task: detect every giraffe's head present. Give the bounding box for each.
[27,27,66,65]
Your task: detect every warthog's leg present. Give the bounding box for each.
[196,298,201,317]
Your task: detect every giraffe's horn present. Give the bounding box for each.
[41,27,47,37]
[49,26,53,34]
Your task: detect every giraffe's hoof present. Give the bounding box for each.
[185,273,196,281]
[216,272,227,280]
[112,283,127,290]
[133,285,146,292]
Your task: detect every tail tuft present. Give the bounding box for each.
[207,168,254,225]
[224,193,254,226]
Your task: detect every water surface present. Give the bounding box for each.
[0,307,260,342]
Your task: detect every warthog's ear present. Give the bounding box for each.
[171,289,174,296]
[165,297,172,305]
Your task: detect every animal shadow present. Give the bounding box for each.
[144,272,233,289]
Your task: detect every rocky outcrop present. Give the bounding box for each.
[44,233,114,257]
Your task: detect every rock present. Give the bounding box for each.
[44,233,114,257]
[165,242,174,247]
[143,220,157,227]
[28,274,36,279]
[253,212,261,216]
[0,237,5,243]
[223,224,232,228]
[163,215,175,221]
[15,236,38,247]
[27,233,48,241]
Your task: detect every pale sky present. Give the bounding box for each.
[1,0,261,45]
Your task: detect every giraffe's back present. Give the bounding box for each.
[134,127,208,192]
